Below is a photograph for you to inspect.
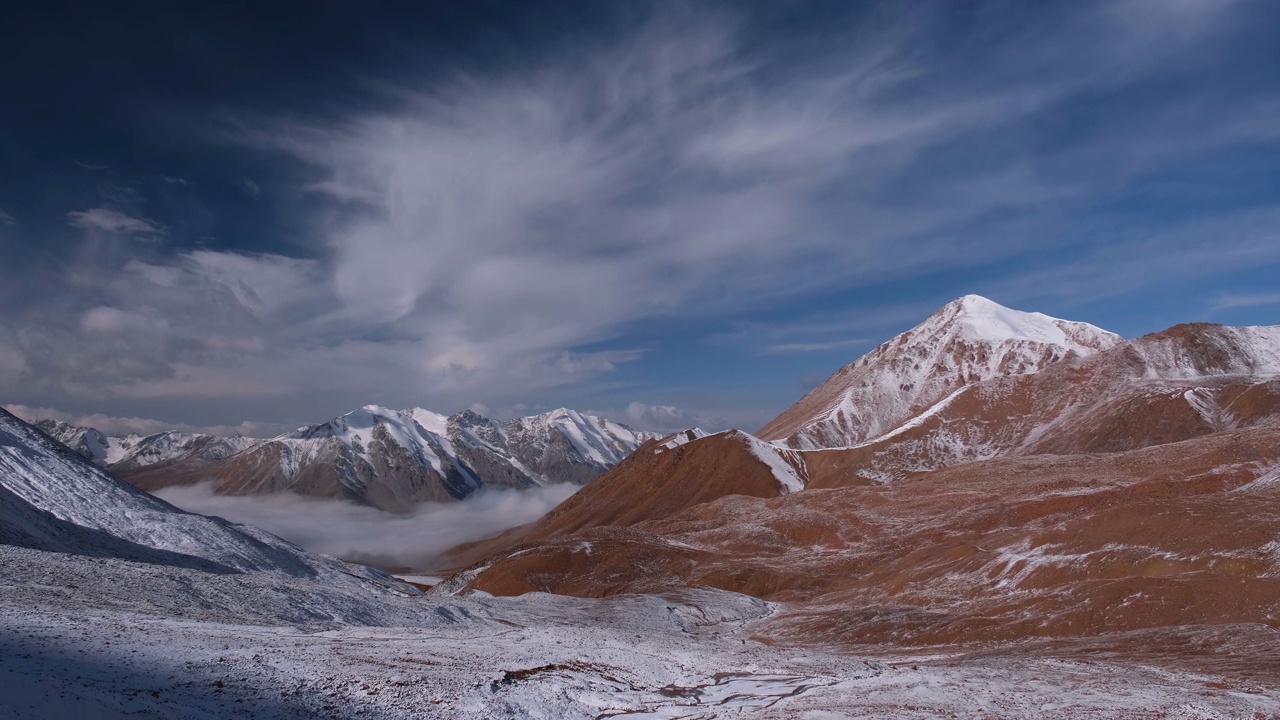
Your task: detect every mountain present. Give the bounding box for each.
[758,295,1122,449]
[797,321,1280,484]
[519,429,805,542]
[33,418,117,463]
[6,401,1276,720]
[110,405,657,512]
[457,424,1280,648]
[33,419,259,472]
[444,300,1280,613]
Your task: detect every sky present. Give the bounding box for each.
[2,0,1279,437]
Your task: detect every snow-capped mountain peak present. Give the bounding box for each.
[944,294,1106,347]
[33,419,257,473]
[757,295,1122,449]
[509,407,654,469]
[408,407,449,436]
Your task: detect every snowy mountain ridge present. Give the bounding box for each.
[43,404,661,512]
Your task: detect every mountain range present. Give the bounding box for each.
[443,295,1280,650]
[37,406,656,512]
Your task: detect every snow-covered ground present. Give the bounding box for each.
[2,545,1277,720]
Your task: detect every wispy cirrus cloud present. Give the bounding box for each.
[1211,292,1280,310]
[764,339,872,355]
[4,2,1279,431]
[66,207,166,236]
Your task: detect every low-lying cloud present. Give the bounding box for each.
[154,482,577,572]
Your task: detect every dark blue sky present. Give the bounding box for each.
[2,0,1279,435]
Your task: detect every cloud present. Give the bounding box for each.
[153,482,577,571]
[707,301,937,356]
[586,401,727,434]
[11,249,333,399]
[990,208,1280,307]
[73,160,108,171]
[226,8,1039,406]
[0,209,15,226]
[0,330,28,385]
[241,178,261,197]
[1211,291,1280,310]
[6,3,1279,429]
[66,207,166,236]
[3,403,290,438]
[160,175,190,186]
[764,339,871,355]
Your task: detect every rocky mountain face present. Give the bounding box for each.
[34,419,117,463]
[36,406,657,513]
[445,296,1280,650]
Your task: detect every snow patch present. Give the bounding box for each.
[737,432,806,493]
[655,428,710,454]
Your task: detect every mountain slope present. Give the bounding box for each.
[514,429,808,543]
[458,425,1280,650]
[33,419,116,463]
[758,295,1121,449]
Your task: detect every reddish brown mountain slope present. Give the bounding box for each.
[519,430,810,543]
[459,426,1280,647]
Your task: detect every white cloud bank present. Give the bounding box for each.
[154,482,578,572]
